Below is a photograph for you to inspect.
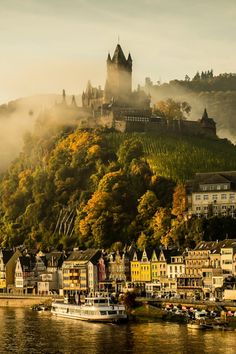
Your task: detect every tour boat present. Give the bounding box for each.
[51,293,128,323]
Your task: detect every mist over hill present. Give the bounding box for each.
[144,72,236,142]
[0,93,81,171]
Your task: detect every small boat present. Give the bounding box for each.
[31,304,50,312]
[187,320,212,330]
[187,322,206,330]
[212,323,234,331]
[51,293,127,323]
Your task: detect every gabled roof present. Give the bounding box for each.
[187,171,236,193]
[161,249,181,263]
[18,255,35,271]
[151,249,161,261]
[141,248,152,261]
[45,251,65,268]
[199,174,231,185]
[132,250,142,261]
[220,239,236,249]
[195,240,220,251]
[66,249,101,263]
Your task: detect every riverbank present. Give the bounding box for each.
[0,295,61,307]
[131,304,236,329]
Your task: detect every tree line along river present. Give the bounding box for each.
[0,307,235,354]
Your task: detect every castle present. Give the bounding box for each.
[57,43,217,138]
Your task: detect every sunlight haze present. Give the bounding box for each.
[0,0,236,103]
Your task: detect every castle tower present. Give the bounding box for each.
[200,108,216,136]
[104,44,132,104]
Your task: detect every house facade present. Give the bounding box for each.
[186,171,236,218]
[62,249,101,297]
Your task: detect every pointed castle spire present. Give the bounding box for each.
[107,53,112,62]
[112,44,127,64]
[202,108,209,120]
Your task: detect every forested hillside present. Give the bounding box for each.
[1,124,236,252]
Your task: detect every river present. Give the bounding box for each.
[0,308,234,354]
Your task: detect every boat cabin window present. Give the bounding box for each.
[94,299,107,304]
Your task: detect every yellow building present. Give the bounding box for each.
[131,250,151,283]
[151,249,160,283]
[130,251,141,283]
[140,250,151,282]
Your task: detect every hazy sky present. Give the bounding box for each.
[0,0,236,103]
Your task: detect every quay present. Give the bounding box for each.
[0,294,63,307]
[136,297,236,311]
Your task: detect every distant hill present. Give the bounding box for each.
[144,73,236,142]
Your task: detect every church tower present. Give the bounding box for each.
[104,44,132,104]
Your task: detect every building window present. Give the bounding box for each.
[230,194,235,200]
[203,195,209,200]
[221,194,227,200]
[212,195,218,200]
[195,195,201,201]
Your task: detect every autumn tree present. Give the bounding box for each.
[153,98,191,120]
[172,184,187,218]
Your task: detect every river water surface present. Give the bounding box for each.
[0,308,235,354]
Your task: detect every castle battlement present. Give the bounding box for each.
[57,43,217,139]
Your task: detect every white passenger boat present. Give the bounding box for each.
[51,294,128,323]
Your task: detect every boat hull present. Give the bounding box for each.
[51,302,128,323]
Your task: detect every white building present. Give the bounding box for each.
[220,239,236,274]
[167,255,185,279]
[186,172,236,218]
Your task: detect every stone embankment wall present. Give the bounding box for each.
[0,295,59,307]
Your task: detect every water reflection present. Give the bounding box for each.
[0,309,234,354]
